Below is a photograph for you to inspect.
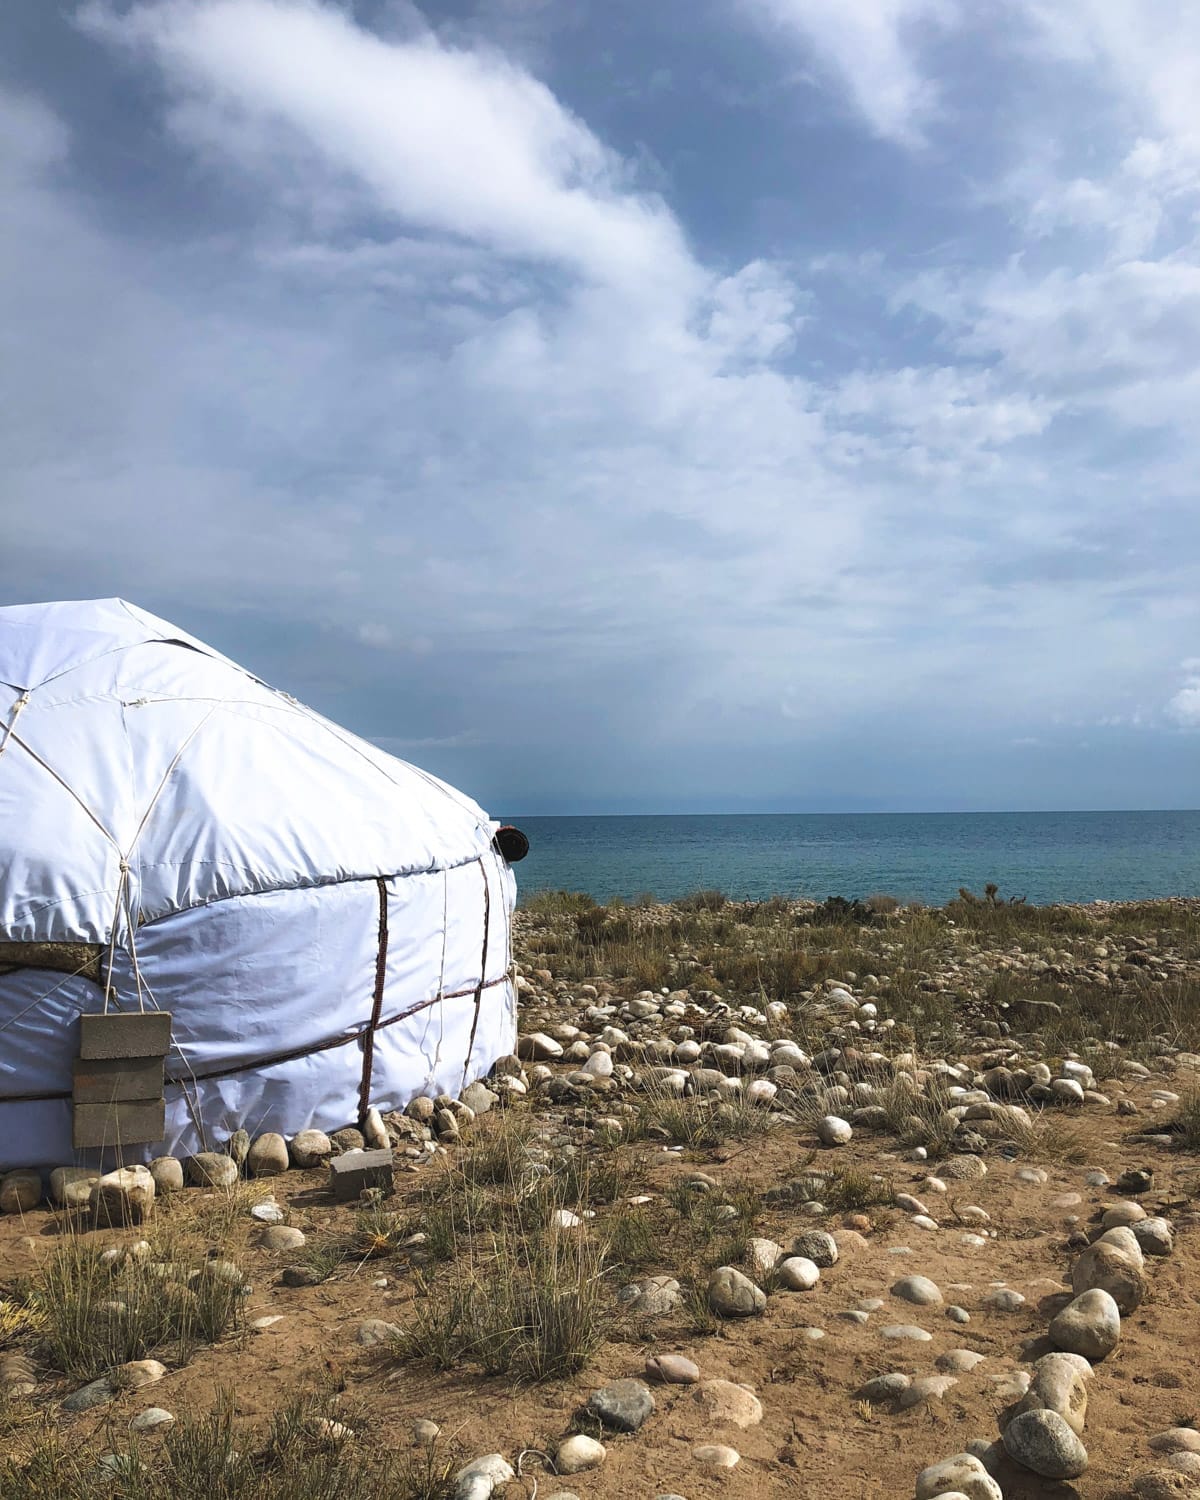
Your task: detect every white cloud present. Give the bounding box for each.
[81,0,699,300]
[735,0,957,145]
[1167,666,1200,728]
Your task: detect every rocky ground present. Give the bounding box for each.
[3,890,1200,1500]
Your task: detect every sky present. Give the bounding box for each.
[3,0,1200,816]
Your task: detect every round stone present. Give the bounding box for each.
[1049,1288,1121,1361]
[645,1353,699,1385]
[707,1266,766,1317]
[187,1152,238,1189]
[915,1452,1003,1500]
[1131,1471,1200,1499]
[148,1157,184,1194]
[689,1380,762,1428]
[617,1275,681,1316]
[255,1224,305,1252]
[130,1408,174,1431]
[0,1170,41,1215]
[288,1131,332,1169]
[947,1305,970,1324]
[1015,1355,1089,1437]
[247,1133,290,1177]
[790,1229,839,1266]
[1102,1201,1147,1228]
[555,1435,605,1474]
[937,1349,986,1372]
[816,1115,852,1146]
[881,1324,932,1341]
[412,1420,440,1446]
[1071,1242,1147,1314]
[776,1256,820,1291]
[1003,1409,1088,1479]
[892,1274,942,1306]
[858,1373,910,1401]
[1133,1217,1176,1257]
[692,1444,739,1469]
[1149,1431,1200,1456]
[898,1374,958,1410]
[91,1166,155,1225]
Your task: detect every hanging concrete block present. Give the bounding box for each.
[78,1012,172,1060]
[72,1099,166,1150]
[71,1055,165,1105]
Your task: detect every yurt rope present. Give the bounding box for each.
[461,857,492,1089]
[356,877,391,1126]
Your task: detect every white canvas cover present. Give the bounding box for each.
[0,598,517,1171]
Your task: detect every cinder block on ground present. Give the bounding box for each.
[72,1055,164,1104]
[72,1099,166,1149]
[79,1012,172,1060]
[330,1147,395,1202]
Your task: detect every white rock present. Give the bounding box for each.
[555,1436,606,1474]
[816,1115,852,1146]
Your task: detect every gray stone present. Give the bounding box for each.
[226,1129,250,1168]
[1049,1288,1121,1360]
[857,1373,910,1401]
[130,1408,175,1431]
[1071,1241,1147,1313]
[1003,1409,1088,1479]
[49,1166,98,1209]
[892,1274,942,1306]
[355,1319,402,1346]
[0,1170,42,1215]
[707,1265,766,1317]
[255,1224,305,1252]
[881,1324,932,1340]
[148,1157,184,1194]
[460,1081,498,1115]
[790,1229,838,1266]
[617,1275,681,1316]
[63,1376,116,1412]
[898,1374,958,1410]
[187,1152,238,1189]
[288,1130,332,1169]
[1133,1217,1176,1256]
[1015,1355,1089,1437]
[584,1378,655,1432]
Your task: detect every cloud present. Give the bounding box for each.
[734,0,957,145]
[1166,666,1200,728]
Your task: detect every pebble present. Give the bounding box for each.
[1150,1431,1200,1455]
[148,1157,184,1194]
[898,1374,958,1409]
[0,1170,41,1215]
[776,1256,820,1291]
[618,1276,682,1316]
[584,1378,655,1432]
[288,1130,332,1170]
[256,1225,305,1251]
[412,1420,441,1446]
[1003,1408,1088,1479]
[790,1229,838,1266]
[355,1319,402,1346]
[816,1115,852,1146]
[555,1435,606,1473]
[982,1288,1025,1312]
[1049,1287,1121,1360]
[692,1444,739,1469]
[689,1379,762,1428]
[881,1324,932,1340]
[1071,1241,1147,1313]
[247,1133,290,1177]
[911,1214,939,1231]
[646,1353,699,1384]
[892,1275,942,1305]
[858,1373,909,1401]
[250,1316,285,1330]
[937,1349,986,1372]
[453,1453,515,1500]
[946,1305,970,1324]
[707,1266,766,1317]
[914,1452,1002,1500]
[187,1152,239,1189]
[130,1408,174,1431]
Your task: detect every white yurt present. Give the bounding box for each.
[0,598,519,1171]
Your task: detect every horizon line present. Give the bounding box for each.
[501,806,1200,819]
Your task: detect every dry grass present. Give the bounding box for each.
[0,1389,460,1500]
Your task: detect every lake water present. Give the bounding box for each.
[506,810,1200,906]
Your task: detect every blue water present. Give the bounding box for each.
[507,811,1200,907]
